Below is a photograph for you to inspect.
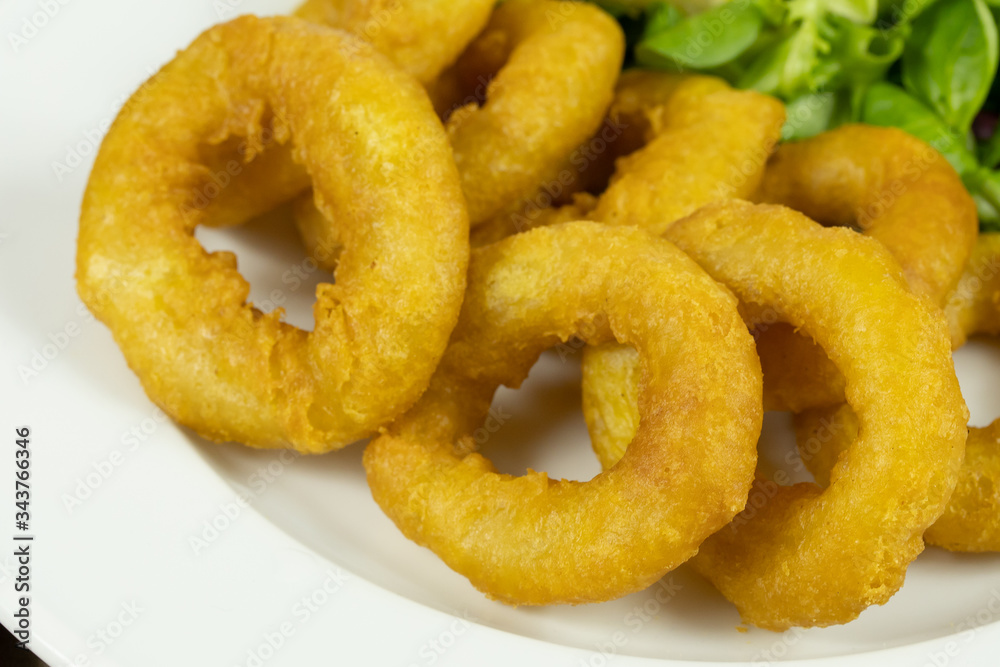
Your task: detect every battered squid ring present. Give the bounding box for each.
[754,124,978,411]
[582,201,967,629]
[427,0,624,227]
[795,234,1000,553]
[795,407,1000,553]
[198,0,493,233]
[587,70,784,235]
[758,124,977,304]
[295,0,494,85]
[946,233,1000,348]
[364,222,762,606]
[298,0,625,271]
[76,16,469,453]
[469,69,785,245]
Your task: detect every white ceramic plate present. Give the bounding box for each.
[2,1,1000,664]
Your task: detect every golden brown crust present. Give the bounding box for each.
[76,16,468,452]
[443,0,625,226]
[297,0,625,263]
[927,421,1000,552]
[754,322,845,412]
[753,124,979,411]
[757,124,978,304]
[589,71,785,235]
[469,71,786,246]
[469,193,597,249]
[795,233,1000,553]
[945,233,1000,348]
[583,201,967,629]
[365,222,762,606]
[796,406,1000,553]
[295,0,494,85]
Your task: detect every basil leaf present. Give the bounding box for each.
[782,92,839,140]
[901,0,1000,134]
[642,2,683,38]
[877,0,945,31]
[986,7,1000,112]
[860,82,981,177]
[974,194,1000,227]
[971,168,1000,227]
[636,2,764,70]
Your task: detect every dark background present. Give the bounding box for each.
[1,624,47,666]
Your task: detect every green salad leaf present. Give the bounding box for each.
[823,18,906,89]
[642,2,684,35]
[636,2,765,69]
[590,0,1000,230]
[738,15,832,96]
[782,91,841,139]
[901,0,999,134]
[980,118,1000,168]
[824,0,877,23]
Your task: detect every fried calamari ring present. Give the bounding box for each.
[754,124,979,411]
[753,322,846,413]
[795,406,1000,553]
[295,0,493,85]
[796,234,1000,553]
[187,130,312,230]
[298,0,625,271]
[946,233,1000,348]
[200,0,491,233]
[758,124,977,303]
[470,70,785,243]
[442,0,624,227]
[588,71,784,235]
[930,421,1000,551]
[364,222,762,605]
[582,201,967,629]
[292,190,344,270]
[76,16,469,453]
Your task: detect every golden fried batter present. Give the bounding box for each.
[471,70,785,244]
[755,125,978,411]
[583,202,967,629]
[365,222,761,606]
[77,16,468,452]
[296,0,493,85]
[796,234,1000,553]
